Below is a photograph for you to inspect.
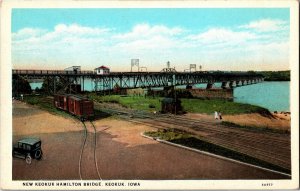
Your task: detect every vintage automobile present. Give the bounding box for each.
[12,137,43,164]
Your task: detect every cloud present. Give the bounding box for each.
[12,28,48,41]
[14,24,110,44]
[12,21,290,71]
[53,24,111,37]
[115,36,175,51]
[13,24,110,52]
[239,19,288,32]
[112,25,185,54]
[187,28,257,47]
[114,23,184,40]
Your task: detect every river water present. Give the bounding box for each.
[30,81,290,112]
[234,81,290,112]
[191,81,290,112]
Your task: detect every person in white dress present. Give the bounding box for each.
[214,111,219,120]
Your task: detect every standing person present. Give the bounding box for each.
[214,111,219,120]
[219,111,222,120]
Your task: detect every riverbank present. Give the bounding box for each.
[184,112,290,132]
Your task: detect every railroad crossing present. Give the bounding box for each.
[12,69,264,94]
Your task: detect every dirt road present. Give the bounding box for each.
[12,101,289,180]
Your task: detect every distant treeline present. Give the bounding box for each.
[248,70,290,81]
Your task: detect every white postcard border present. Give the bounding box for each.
[1,0,299,190]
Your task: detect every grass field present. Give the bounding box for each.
[21,94,271,117]
[88,94,270,115]
[22,95,72,118]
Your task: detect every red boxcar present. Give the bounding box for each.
[54,94,68,110]
[54,94,94,120]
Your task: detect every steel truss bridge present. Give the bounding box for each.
[12,70,264,94]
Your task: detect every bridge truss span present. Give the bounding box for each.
[12,69,264,94]
[94,73,175,91]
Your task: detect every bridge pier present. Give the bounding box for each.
[221,82,227,89]
[229,81,234,89]
[47,77,50,94]
[206,83,214,89]
[240,80,244,86]
[53,77,56,94]
[82,76,85,92]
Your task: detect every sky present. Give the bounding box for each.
[12,8,290,72]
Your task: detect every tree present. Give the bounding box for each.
[12,76,32,97]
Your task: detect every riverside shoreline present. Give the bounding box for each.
[184,112,290,132]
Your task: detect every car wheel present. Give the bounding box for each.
[25,154,32,164]
[35,150,43,160]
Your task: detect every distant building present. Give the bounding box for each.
[64,66,81,73]
[94,65,110,75]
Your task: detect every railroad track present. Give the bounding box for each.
[96,104,291,172]
[90,121,102,180]
[30,97,104,179]
[159,116,291,160]
[78,121,101,180]
[133,115,291,170]
[168,115,291,143]
[121,110,290,152]
[155,115,291,150]
[78,121,87,180]
[104,106,290,149]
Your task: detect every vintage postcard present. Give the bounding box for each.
[1,0,299,190]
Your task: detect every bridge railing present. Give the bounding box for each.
[12,70,94,75]
[12,70,264,81]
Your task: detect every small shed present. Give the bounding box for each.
[94,65,110,75]
[64,66,81,74]
[161,98,183,114]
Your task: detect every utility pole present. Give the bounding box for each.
[131,59,139,72]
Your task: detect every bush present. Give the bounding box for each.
[149,104,156,108]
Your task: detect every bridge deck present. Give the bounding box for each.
[12,69,264,92]
[12,69,263,78]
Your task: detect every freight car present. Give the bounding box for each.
[54,94,94,121]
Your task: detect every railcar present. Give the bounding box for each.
[54,94,68,110]
[54,94,94,121]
